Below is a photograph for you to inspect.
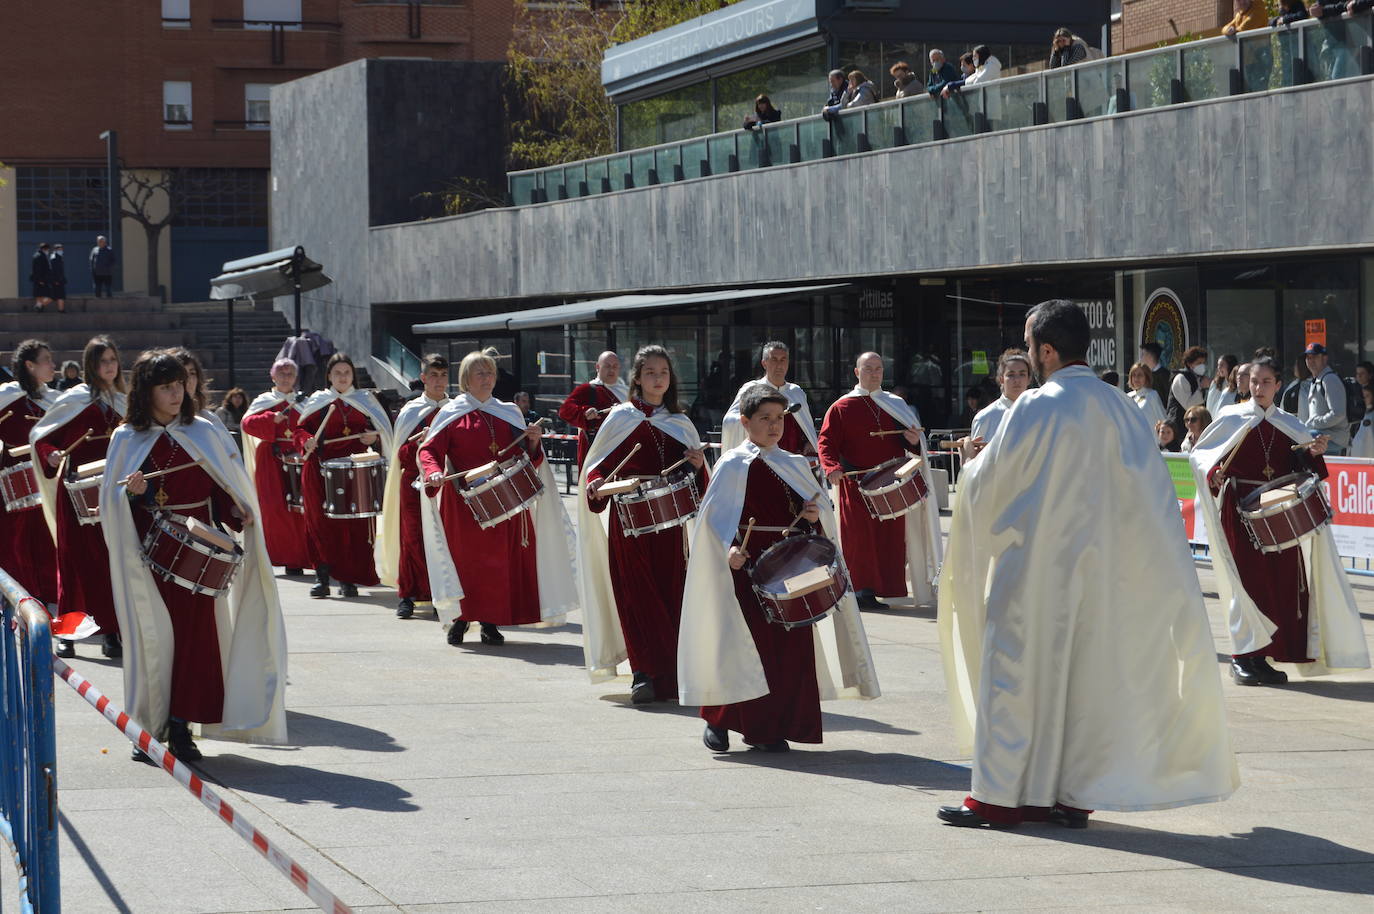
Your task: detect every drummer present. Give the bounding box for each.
[679,385,879,752]
[816,352,942,609]
[105,349,287,762]
[31,336,127,659]
[240,358,310,576]
[719,341,819,455]
[378,354,449,619]
[1189,356,1369,686]
[959,348,1031,460]
[293,354,393,599]
[578,345,707,704]
[0,340,60,609]
[558,351,628,467]
[171,347,236,447]
[418,350,576,646]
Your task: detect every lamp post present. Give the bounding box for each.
[97,130,121,294]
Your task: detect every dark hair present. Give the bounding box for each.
[325,353,356,388]
[629,344,683,413]
[1026,299,1090,363]
[61,360,79,377]
[847,69,869,85]
[420,352,448,375]
[738,383,789,419]
[1357,360,1374,376]
[11,339,51,395]
[82,336,126,397]
[1102,371,1120,387]
[1251,356,1283,382]
[959,52,975,69]
[973,45,992,66]
[1140,341,1163,359]
[996,348,1030,378]
[125,350,196,431]
[755,94,778,115]
[1054,27,1074,40]
[1181,346,1208,366]
[1252,346,1276,360]
[220,387,248,414]
[169,347,208,412]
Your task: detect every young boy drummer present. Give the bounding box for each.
[678,386,880,753]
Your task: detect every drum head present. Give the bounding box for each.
[1240,472,1316,516]
[753,535,837,594]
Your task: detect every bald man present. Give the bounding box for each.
[817,353,943,609]
[559,351,629,466]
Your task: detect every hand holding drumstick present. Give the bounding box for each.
[728,517,756,570]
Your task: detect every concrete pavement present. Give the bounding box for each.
[7,503,1374,912]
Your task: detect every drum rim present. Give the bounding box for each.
[751,533,843,596]
[1238,473,1325,521]
[617,470,696,504]
[460,456,539,497]
[3,494,43,512]
[472,502,536,528]
[64,475,102,492]
[150,513,244,559]
[137,552,236,598]
[139,515,244,597]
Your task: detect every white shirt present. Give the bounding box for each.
[970,396,1013,443]
[1127,387,1166,428]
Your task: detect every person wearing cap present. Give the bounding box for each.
[1303,343,1350,455]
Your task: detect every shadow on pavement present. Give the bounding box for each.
[198,755,420,811]
[821,712,919,735]
[715,749,971,791]
[1274,679,1374,703]
[453,639,587,668]
[599,694,699,716]
[246,710,406,753]
[59,810,134,913]
[1033,823,1374,894]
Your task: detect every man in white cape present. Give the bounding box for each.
[102,414,288,754]
[719,341,819,456]
[937,300,1236,829]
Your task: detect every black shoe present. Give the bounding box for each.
[55,640,75,659]
[130,746,156,765]
[447,620,468,645]
[479,623,504,646]
[309,582,330,598]
[1251,657,1289,685]
[396,598,414,619]
[1230,657,1262,687]
[101,633,122,659]
[630,671,656,704]
[855,590,887,610]
[937,805,1005,828]
[285,567,305,576]
[167,720,202,762]
[339,583,359,598]
[750,740,790,753]
[1048,806,1090,829]
[703,724,730,752]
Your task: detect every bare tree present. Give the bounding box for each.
[121,169,247,300]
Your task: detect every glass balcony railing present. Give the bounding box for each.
[508,14,1374,206]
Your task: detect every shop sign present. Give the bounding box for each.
[859,288,894,322]
[1305,319,1327,349]
[1072,299,1116,374]
[1139,288,1189,369]
[971,351,989,376]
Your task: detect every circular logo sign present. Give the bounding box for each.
[1140,288,1188,369]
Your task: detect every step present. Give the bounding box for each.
[0,313,181,333]
[0,296,164,313]
[0,330,193,351]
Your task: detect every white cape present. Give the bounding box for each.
[576,401,701,681]
[418,394,577,622]
[938,365,1236,811]
[30,384,127,539]
[969,395,1011,443]
[296,386,394,456]
[677,441,880,705]
[720,379,818,453]
[837,387,943,604]
[1188,400,1370,673]
[1127,387,1166,428]
[375,394,447,588]
[101,418,288,744]
[239,389,301,497]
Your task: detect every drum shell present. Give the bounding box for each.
[0,461,42,513]
[281,454,306,514]
[749,534,850,628]
[139,514,244,598]
[858,458,929,521]
[64,475,102,525]
[613,470,699,537]
[458,453,544,528]
[1238,472,1332,554]
[320,457,386,519]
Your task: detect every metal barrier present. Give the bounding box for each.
[0,569,59,914]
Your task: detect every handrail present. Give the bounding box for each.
[508,13,1374,203]
[0,568,59,914]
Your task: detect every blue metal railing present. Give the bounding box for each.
[0,569,59,913]
[509,13,1374,205]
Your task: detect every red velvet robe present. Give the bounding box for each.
[558,382,623,466]
[293,401,381,586]
[0,396,57,603]
[586,401,707,698]
[701,458,822,744]
[817,395,914,597]
[776,411,810,456]
[1213,418,1323,662]
[33,399,120,634]
[397,406,442,601]
[240,397,310,569]
[418,411,542,625]
[129,433,240,723]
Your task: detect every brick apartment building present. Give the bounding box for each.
[0,0,515,302]
[1112,0,1237,52]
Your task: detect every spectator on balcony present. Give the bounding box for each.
[1271,0,1310,25]
[1224,0,1269,36]
[743,94,782,130]
[891,61,920,98]
[1049,28,1090,68]
[842,70,878,108]
[925,50,960,97]
[821,69,847,115]
[941,47,1000,98]
[1307,2,1358,79]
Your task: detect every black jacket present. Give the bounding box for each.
[49,252,66,284]
[29,251,51,283]
[926,61,960,97]
[90,245,116,276]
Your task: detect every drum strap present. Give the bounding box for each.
[158,497,212,514]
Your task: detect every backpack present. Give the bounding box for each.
[1312,372,1364,424]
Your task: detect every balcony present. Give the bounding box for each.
[509,14,1374,206]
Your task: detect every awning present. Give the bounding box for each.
[411,284,849,335]
[209,245,332,301]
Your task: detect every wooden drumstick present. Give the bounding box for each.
[311,402,337,448]
[661,453,690,476]
[57,428,94,460]
[1216,424,1256,479]
[321,431,375,446]
[0,410,12,426]
[868,427,922,437]
[407,427,429,443]
[785,492,823,533]
[604,442,642,484]
[738,516,756,555]
[118,458,205,487]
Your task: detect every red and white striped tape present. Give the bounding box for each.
[54,661,355,914]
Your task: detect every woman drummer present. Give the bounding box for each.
[171,347,236,447]
[580,345,707,704]
[31,336,127,659]
[0,340,60,608]
[293,353,391,599]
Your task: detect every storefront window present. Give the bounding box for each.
[1279,260,1361,372]
[621,82,713,150]
[715,46,828,130]
[837,40,1049,99]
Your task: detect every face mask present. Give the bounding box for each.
[1192,364,1207,376]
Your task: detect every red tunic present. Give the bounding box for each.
[293,401,382,586]
[0,396,57,603]
[418,410,542,625]
[701,458,822,745]
[558,382,623,466]
[130,432,240,723]
[240,396,310,569]
[586,401,707,697]
[1213,419,1322,662]
[33,399,120,633]
[397,404,443,601]
[817,394,913,597]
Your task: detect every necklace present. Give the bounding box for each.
[761,456,799,517]
[150,432,181,507]
[478,410,500,456]
[1257,421,1278,480]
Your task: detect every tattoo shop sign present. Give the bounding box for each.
[1072,299,1117,375]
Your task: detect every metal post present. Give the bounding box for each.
[227,296,236,390]
[99,129,121,294]
[291,246,305,338]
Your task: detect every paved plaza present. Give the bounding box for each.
[8,503,1374,912]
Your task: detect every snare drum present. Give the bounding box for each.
[0,447,41,513]
[140,513,244,598]
[458,452,544,528]
[281,453,306,514]
[857,456,928,521]
[64,469,103,525]
[750,534,850,629]
[613,469,700,537]
[1238,472,1332,554]
[320,453,386,519]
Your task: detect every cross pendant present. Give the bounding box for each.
[155,486,169,507]
[1263,465,1275,480]
[489,440,500,455]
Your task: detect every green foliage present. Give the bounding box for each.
[414,176,508,217]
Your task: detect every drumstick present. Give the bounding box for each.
[57,428,94,460]
[869,427,922,437]
[660,453,690,476]
[785,492,823,533]
[0,410,11,426]
[408,427,428,443]
[738,517,756,556]
[320,431,374,446]
[117,458,205,487]
[604,442,642,484]
[312,402,337,448]
[1216,424,1256,479]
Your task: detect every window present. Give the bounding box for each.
[175,168,270,228]
[243,0,301,29]
[162,0,190,27]
[245,83,272,129]
[164,81,192,129]
[16,168,109,233]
